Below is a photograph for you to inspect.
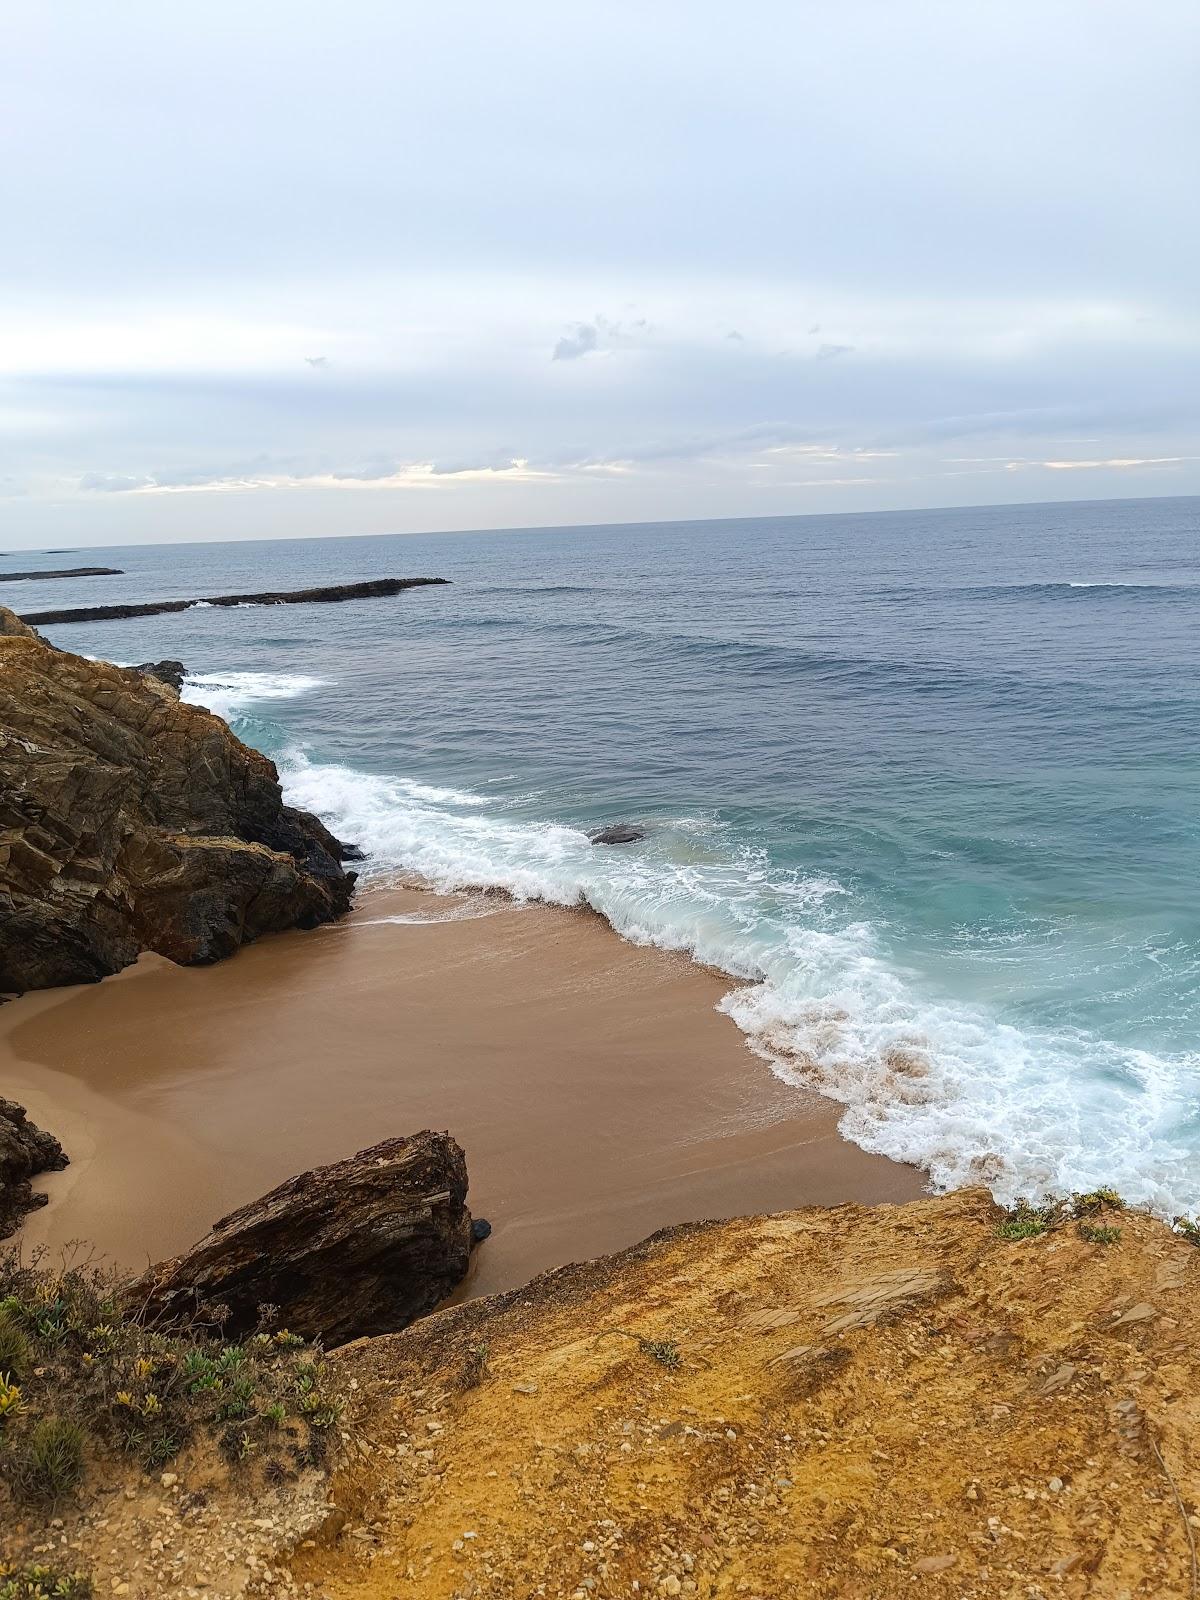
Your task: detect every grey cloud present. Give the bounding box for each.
[78,472,153,492]
[4,2,1197,315]
[304,355,329,368]
[551,313,652,362]
[815,343,855,361]
[552,323,598,361]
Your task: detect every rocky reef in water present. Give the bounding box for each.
[21,575,448,627]
[0,606,356,993]
[0,565,123,582]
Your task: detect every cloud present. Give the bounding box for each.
[550,313,654,362]
[77,457,560,495]
[1004,455,1198,472]
[303,355,329,368]
[552,323,598,361]
[78,472,155,492]
[815,342,855,361]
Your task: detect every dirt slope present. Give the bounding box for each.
[303,1189,1198,1600]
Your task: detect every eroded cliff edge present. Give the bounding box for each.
[0,608,355,993]
[2,1158,1196,1596]
[309,1188,1199,1599]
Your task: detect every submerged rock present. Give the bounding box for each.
[0,565,123,582]
[125,1131,477,1344]
[0,609,355,993]
[0,1099,68,1240]
[589,824,646,844]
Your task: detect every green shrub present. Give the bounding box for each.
[297,1390,342,1430]
[601,1328,684,1368]
[0,1247,342,1505]
[1174,1216,1200,1247]
[1078,1223,1122,1245]
[995,1202,1055,1241]
[12,1418,86,1503]
[0,1309,32,1381]
[456,1343,490,1390]
[0,1372,23,1422]
[1072,1188,1124,1217]
[217,1375,257,1421]
[0,1564,92,1599]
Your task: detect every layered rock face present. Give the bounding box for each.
[0,1098,68,1239]
[0,613,355,993]
[125,1132,476,1344]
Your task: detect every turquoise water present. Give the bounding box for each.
[15,496,1200,1213]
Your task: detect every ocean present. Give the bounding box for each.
[12,495,1200,1216]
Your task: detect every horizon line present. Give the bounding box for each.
[3,487,1196,556]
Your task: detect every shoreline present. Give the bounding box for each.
[2,881,924,1297]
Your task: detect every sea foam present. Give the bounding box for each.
[181,671,328,723]
[194,671,1200,1222]
[277,748,1200,1218]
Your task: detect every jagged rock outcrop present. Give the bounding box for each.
[125,1132,476,1344]
[0,611,355,992]
[130,658,187,695]
[0,1098,68,1239]
[0,608,39,638]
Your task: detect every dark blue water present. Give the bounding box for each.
[11,496,1200,1212]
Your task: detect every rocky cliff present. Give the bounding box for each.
[306,1189,1200,1600]
[0,610,355,992]
[4,1182,1197,1597]
[0,1098,68,1239]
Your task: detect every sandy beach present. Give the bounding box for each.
[3,883,923,1297]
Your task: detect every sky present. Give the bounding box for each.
[2,1,1198,548]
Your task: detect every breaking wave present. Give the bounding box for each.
[181,670,329,722]
[273,747,1200,1220]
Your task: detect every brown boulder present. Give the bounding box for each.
[0,607,40,638]
[0,1099,68,1240]
[0,613,355,992]
[125,1132,476,1345]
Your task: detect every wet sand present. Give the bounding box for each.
[2,885,924,1297]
